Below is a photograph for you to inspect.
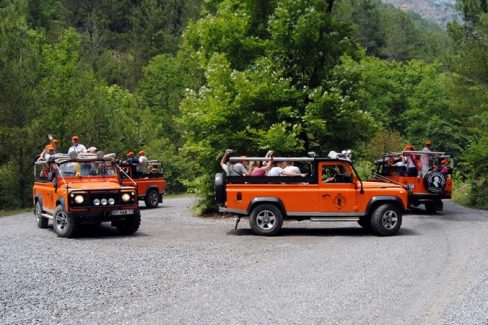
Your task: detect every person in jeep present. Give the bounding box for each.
[68,135,87,154]
[124,152,138,165]
[220,149,249,176]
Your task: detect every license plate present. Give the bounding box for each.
[112,209,133,216]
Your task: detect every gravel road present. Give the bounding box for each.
[1,198,487,324]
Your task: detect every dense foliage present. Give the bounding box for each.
[0,0,487,211]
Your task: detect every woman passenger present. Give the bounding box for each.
[250,150,273,176]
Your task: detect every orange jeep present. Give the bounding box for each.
[374,151,453,213]
[33,152,140,238]
[215,156,409,236]
[119,160,166,208]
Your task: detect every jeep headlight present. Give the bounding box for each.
[108,198,115,205]
[93,198,100,206]
[74,195,84,204]
[101,198,108,206]
[121,193,130,202]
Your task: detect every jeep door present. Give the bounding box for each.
[34,174,57,213]
[318,162,358,214]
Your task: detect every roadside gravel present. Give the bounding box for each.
[1,198,487,324]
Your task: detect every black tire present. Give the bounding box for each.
[53,205,79,238]
[370,203,402,236]
[425,201,443,214]
[115,212,141,235]
[35,201,49,229]
[249,204,283,236]
[214,173,226,205]
[145,189,160,209]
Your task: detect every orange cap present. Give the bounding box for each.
[441,159,448,164]
[127,152,134,157]
[45,144,54,151]
[139,151,145,156]
[424,140,432,146]
[72,136,79,141]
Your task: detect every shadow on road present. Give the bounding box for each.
[139,205,168,210]
[229,226,419,237]
[48,224,149,239]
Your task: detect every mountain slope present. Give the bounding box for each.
[381,0,461,26]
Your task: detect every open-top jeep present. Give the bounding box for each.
[119,160,166,208]
[215,156,409,236]
[374,151,453,213]
[33,152,140,238]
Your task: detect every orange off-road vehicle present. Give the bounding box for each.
[374,151,453,213]
[33,152,140,238]
[215,156,409,236]
[119,160,166,208]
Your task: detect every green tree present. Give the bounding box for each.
[446,0,488,208]
[180,0,378,211]
[350,0,385,57]
[0,0,46,207]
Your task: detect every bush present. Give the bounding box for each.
[353,160,376,180]
[0,161,23,209]
[464,126,488,209]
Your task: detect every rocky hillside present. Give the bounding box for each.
[381,0,461,26]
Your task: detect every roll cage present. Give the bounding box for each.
[374,150,453,183]
[225,156,364,193]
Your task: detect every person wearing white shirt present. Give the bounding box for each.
[138,150,149,173]
[68,136,87,154]
[421,140,433,176]
[282,162,302,176]
[267,161,284,176]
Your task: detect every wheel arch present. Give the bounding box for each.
[55,197,66,210]
[146,185,161,197]
[366,196,404,216]
[147,185,160,192]
[34,195,43,207]
[247,197,287,217]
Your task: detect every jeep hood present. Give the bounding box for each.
[362,181,403,189]
[66,181,126,191]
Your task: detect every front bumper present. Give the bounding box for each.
[66,208,139,223]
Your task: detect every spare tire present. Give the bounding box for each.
[423,171,447,194]
[214,173,226,205]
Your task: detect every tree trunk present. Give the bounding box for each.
[327,0,334,13]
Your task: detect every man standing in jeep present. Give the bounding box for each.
[68,136,87,154]
[421,140,435,176]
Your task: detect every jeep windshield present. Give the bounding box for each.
[58,160,116,177]
[48,152,118,178]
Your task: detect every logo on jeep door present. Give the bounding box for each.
[333,193,346,210]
